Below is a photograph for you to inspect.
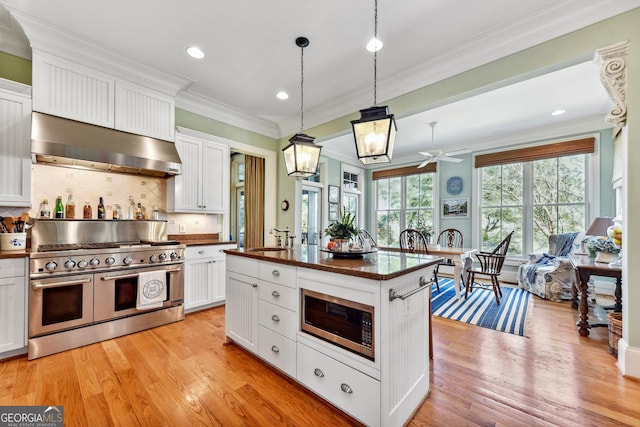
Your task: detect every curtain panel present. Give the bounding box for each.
[244,155,265,249]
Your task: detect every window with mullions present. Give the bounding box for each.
[376,172,434,247]
[479,153,588,257]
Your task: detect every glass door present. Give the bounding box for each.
[301,185,321,247]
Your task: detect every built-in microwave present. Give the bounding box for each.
[301,288,374,360]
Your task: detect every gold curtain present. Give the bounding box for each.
[244,155,265,249]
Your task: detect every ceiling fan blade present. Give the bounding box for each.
[438,156,464,163]
[418,151,434,157]
[417,158,432,168]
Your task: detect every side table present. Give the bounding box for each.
[569,253,622,336]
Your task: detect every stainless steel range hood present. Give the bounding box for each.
[31,112,182,177]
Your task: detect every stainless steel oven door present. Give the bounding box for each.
[29,274,94,338]
[94,264,184,322]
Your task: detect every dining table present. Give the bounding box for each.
[427,246,477,299]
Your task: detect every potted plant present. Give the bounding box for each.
[324,207,359,251]
[587,237,620,263]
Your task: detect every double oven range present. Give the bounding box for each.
[28,219,185,360]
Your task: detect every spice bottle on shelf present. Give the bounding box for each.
[39,199,51,218]
[153,205,160,220]
[113,204,121,220]
[83,202,92,219]
[54,196,64,218]
[135,203,143,220]
[97,197,106,219]
[65,194,75,219]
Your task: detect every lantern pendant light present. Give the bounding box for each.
[352,0,396,165]
[283,37,322,177]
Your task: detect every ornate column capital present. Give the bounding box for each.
[594,41,629,128]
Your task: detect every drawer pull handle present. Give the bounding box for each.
[252,283,258,288]
[272,290,280,297]
[314,368,324,377]
[271,314,280,322]
[340,383,353,394]
[198,250,205,254]
[272,270,280,276]
[271,345,279,353]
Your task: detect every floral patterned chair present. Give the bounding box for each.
[517,232,586,301]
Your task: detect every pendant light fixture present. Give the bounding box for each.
[283,37,322,177]
[351,0,397,165]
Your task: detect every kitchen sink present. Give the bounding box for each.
[246,247,288,252]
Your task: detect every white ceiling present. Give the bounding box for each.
[1,0,637,165]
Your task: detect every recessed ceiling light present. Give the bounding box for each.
[366,37,383,52]
[551,109,566,116]
[186,46,205,59]
[276,91,289,100]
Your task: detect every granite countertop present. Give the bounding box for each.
[224,246,441,281]
[168,233,236,247]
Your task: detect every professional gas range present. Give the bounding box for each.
[28,219,186,360]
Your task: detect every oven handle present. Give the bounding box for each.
[100,266,182,281]
[32,278,92,290]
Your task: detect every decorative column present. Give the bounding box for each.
[594,41,628,129]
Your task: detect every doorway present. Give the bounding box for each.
[301,183,322,247]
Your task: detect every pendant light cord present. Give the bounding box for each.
[300,42,305,132]
[373,0,378,106]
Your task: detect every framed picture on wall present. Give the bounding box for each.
[328,185,340,203]
[442,198,469,218]
[329,202,339,221]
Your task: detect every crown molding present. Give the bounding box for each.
[0,6,30,59]
[5,8,190,96]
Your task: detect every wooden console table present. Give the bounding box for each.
[569,253,622,337]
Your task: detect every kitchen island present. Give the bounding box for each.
[223,246,440,427]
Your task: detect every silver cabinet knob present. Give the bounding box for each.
[271,314,280,322]
[314,368,324,377]
[271,345,279,353]
[340,383,353,394]
[271,270,280,276]
[272,290,280,297]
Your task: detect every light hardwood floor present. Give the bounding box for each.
[1,296,639,426]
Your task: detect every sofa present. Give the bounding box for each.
[517,232,586,301]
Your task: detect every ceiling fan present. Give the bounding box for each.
[417,121,469,168]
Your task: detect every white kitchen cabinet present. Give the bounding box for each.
[225,256,259,353]
[167,132,230,214]
[184,244,235,312]
[0,258,28,357]
[0,83,32,206]
[32,51,175,140]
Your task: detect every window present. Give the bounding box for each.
[341,165,364,227]
[375,172,435,247]
[476,137,595,257]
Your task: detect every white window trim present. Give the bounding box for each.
[341,163,365,228]
[471,133,601,259]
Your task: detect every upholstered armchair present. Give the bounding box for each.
[517,232,585,301]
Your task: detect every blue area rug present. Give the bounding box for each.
[431,279,533,336]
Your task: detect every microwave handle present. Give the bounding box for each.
[389,276,432,301]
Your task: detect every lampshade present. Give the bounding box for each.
[282,133,321,177]
[586,217,614,236]
[351,106,397,164]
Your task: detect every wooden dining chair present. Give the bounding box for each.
[465,231,514,305]
[399,229,438,291]
[433,228,464,291]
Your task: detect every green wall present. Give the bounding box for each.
[0,51,31,85]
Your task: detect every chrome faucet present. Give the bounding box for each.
[270,227,290,247]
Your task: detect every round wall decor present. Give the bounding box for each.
[446,176,463,195]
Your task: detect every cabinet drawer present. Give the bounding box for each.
[186,245,230,261]
[258,262,296,287]
[258,281,297,311]
[297,343,380,427]
[227,256,258,276]
[258,300,297,339]
[258,326,296,378]
[0,258,25,279]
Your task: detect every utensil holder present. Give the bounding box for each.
[0,232,27,251]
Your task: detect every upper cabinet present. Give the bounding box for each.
[0,81,32,206]
[32,51,175,141]
[167,130,230,214]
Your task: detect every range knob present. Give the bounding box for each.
[123,256,133,265]
[159,253,167,261]
[170,252,180,260]
[77,260,89,269]
[45,261,58,272]
[89,258,100,267]
[149,254,159,263]
[64,260,76,270]
[105,256,116,266]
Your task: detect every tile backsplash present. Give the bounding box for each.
[0,164,221,235]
